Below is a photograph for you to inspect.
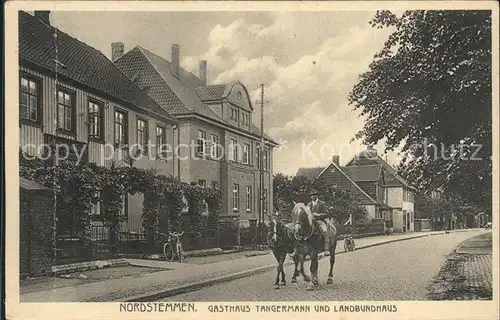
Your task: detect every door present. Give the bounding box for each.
[403,210,407,232]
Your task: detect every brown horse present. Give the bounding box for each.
[292,202,338,291]
[268,214,301,289]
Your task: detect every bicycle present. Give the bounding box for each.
[343,234,355,252]
[163,231,185,262]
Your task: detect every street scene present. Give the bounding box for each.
[12,6,494,308]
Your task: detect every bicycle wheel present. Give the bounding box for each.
[351,241,356,251]
[163,243,174,262]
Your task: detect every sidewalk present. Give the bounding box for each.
[20,229,480,302]
[428,231,492,300]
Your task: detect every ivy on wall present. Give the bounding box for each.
[19,149,224,257]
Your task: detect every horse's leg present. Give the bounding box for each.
[280,253,287,285]
[291,254,299,283]
[299,252,311,282]
[273,250,280,287]
[307,251,319,291]
[327,241,336,285]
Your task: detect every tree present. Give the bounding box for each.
[349,11,492,213]
[272,173,368,224]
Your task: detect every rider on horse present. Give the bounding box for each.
[291,189,331,258]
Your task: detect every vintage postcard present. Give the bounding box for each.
[4,1,499,319]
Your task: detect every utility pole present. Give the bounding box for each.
[256,84,269,251]
[259,84,264,250]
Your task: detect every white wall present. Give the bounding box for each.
[387,187,403,208]
[364,205,376,219]
[392,209,403,233]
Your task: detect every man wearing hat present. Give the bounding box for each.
[307,189,331,253]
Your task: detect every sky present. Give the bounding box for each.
[48,10,401,176]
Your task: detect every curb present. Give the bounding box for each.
[52,258,129,276]
[118,231,465,302]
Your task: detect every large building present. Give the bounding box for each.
[296,146,415,233]
[18,11,178,234]
[112,43,278,228]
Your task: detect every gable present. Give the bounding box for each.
[316,163,377,205]
[225,83,253,112]
[346,152,411,188]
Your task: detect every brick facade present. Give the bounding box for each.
[20,178,55,277]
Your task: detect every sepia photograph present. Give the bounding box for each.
[4,1,499,319]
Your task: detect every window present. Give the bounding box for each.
[232,184,239,211]
[198,130,207,155]
[156,126,167,158]
[20,75,40,123]
[241,113,249,126]
[114,109,128,146]
[237,91,242,100]
[137,118,148,152]
[88,100,103,140]
[211,181,219,190]
[122,194,129,218]
[231,108,238,121]
[263,150,268,170]
[263,188,268,213]
[243,144,250,164]
[210,134,219,158]
[256,148,261,169]
[90,191,101,215]
[246,186,252,212]
[230,139,238,162]
[57,88,75,133]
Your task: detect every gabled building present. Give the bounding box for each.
[345,146,416,232]
[296,155,393,226]
[18,11,178,234]
[112,43,279,225]
[297,147,416,233]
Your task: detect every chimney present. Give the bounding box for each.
[171,44,180,78]
[199,60,207,86]
[111,42,124,62]
[366,145,377,159]
[34,11,50,25]
[332,155,340,166]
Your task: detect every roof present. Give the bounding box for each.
[295,167,324,181]
[19,11,177,124]
[114,45,277,144]
[317,162,379,206]
[343,165,382,182]
[20,177,51,191]
[346,150,413,189]
[196,84,228,101]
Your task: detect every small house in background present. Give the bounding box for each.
[296,146,416,234]
[345,146,416,233]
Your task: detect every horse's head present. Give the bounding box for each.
[267,212,279,243]
[292,202,313,229]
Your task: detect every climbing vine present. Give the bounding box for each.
[19,149,224,257]
[206,189,222,237]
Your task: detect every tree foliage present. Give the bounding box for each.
[349,10,492,213]
[273,173,367,224]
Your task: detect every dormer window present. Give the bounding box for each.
[230,107,238,121]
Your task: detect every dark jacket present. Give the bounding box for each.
[307,200,329,219]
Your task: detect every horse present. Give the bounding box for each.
[292,202,338,291]
[267,214,301,289]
